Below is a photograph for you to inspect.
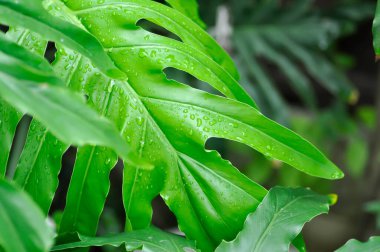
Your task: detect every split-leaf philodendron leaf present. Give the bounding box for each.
[0,179,54,252]
[52,227,196,251]
[0,0,343,251]
[216,187,330,252]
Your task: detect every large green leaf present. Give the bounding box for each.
[336,237,380,252]
[47,47,342,251]
[5,1,343,251]
[216,187,330,252]
[0,179,54,252]
[52,227,196,251]
[0,0,124,78]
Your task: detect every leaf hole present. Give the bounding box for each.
[44,41,57,64]
[163,67,225,97]
[49,147,77,214]
[152,195,179,230]
[136,19,182,42]
[97,159,125,235]
[205,137,253,171]
[0,24,9,33]
[5,115,32,179]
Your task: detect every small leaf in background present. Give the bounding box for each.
[0,179,54,252]
[216,187,330,252]
[51,227,196,252]
[345,135,369,178]
[336,236,380,252]
[357,106,377,129]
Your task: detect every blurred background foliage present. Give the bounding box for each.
[15,0,377,251]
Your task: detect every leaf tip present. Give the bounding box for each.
[328,194,338,206]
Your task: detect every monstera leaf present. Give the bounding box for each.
[0,0,343,251]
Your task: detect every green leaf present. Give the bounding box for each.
[0,34,133,163]
[0,27,49,179]
[292,234,307,252]
[51,227,196,252]
[49,45,341,251]
[0,100,21,178]
[216,187,330,252]
[0,179,54,252]
[5,1,343,251]
[0,0,125,79]
[374,0,380,56]
[165,0,206,29]
[345,135,368,178]
[336,237,380,252]
[64,0,249,106]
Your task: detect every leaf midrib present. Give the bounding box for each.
[251,194,317,252]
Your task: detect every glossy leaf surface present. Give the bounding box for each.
[165,0,206,28]
[0,28,47,178]
[0,0,124,78]
[1,1,344,251]
[336,237,380,252]
[0,34,133,162]
[216,187,330,252]
[0,179,54,252]
[52,227,196,251]
[50,46,341,251]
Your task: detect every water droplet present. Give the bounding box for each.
[138,49,148,58]
[196,118,202,127]
[136,117,144,126]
